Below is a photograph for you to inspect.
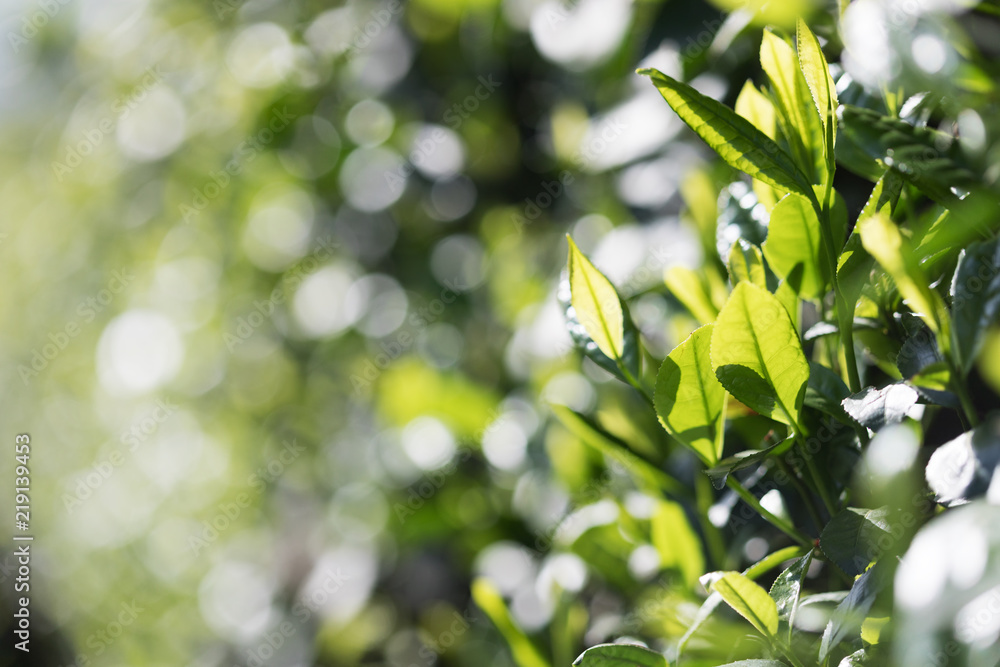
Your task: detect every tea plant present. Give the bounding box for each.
[475,11,1000,667]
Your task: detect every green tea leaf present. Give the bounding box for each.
[728,239,768,289]
[561,272,641,383]
[951,238,1000,373]
[819,560,891,661]
[705,439,790,490]
[760,29,826,185]
[655,325,726,465]
[735,81,778,140]
[665,265,722,325]
[638,67,813,197]
[715,662,789,667]
[472,578,551,667]
[573,643,668,667]
[819,507,894,577]
[567,236,625,362]
[804,361,852,422]
[839,105,974,207]
[711,571,780,637]
[763,192,831,299]
[711,282,810,427]
[925,415,1000,506]
[859,212,951,352]
[842,383,919,432]
[651,500,705,589]
[796,19,838,153]
[769,551,812,627]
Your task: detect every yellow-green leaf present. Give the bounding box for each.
[762,192,831,299]
[728,240,768,289]
[638,67,813,198]
[711,282,810,427]
[711,571,780,637]
[665,266,722,325]
[796,19,838,152]
[655,325,726,465]
[760,30,826,185]
[567,236,624,361]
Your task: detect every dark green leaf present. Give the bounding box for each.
[841,384,919,431]
[573,643,668,667]
[838,105,975,207]
[819,507,894,577]
[638,68,813,198]
[896,326,942,379]
[804,362,852,422]
[705,438,792,490]
[951,238,1000,373]
[819,559,891,661]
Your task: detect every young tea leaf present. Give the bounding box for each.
[760,29,826,185]
[711,282,810,427]
[665,266,723,325]
[762,192,831,300]
[796,19,838,154]
[638,67,813,198]
[711,571,780,638]
[566,236,625,362]
[728,239,769,289]
[655,325,727,465]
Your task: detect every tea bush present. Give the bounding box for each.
[478,7,1000,667]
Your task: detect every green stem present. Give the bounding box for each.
[774,638,808,667]
[695,471,727,569]
[946,357,979,427]
[725,476,813,549]
[619,362,655,411]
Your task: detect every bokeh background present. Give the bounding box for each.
[2,0,999,665]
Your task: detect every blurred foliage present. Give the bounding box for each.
[0,0,999,666]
